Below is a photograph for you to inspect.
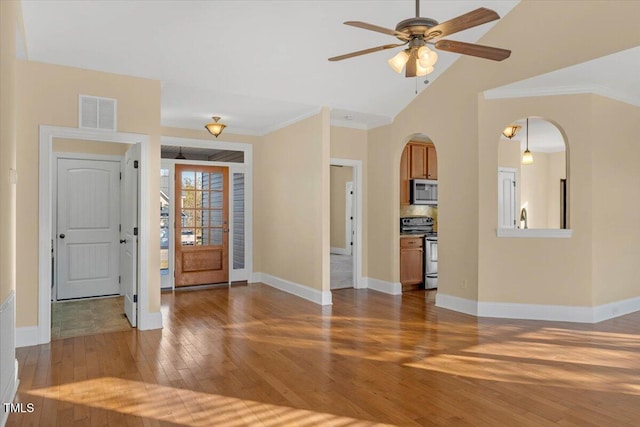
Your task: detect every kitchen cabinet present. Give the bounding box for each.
[400,236,423,291]
[400,142,438,206]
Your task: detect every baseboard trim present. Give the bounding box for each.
[138,311,163,331]
[435,293,478,316]
[436,293,640,323]
[259,273,332,306]
[249,272,262,284]
[366,277,402,295]
[15,326,39,348]
[330,247,350,256]
[593,296,640,323]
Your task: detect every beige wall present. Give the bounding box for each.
[330,166,352,250]
[0,0,20,302]
[479,94,594,306]
[520,151,565,229]
[254,110,330,291]
[15,60,162,327]
[591,96,640,306]
[366,0,640,306]
[53,138,131,156]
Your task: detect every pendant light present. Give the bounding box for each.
[175,147,186,160]
[205,116,226,138]
[522,118,533,165]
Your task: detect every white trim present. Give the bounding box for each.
[366,277,402,295]
[345,181,353,257]
[330,158,364,289]
[329,120,370,130]
[249,272,262,284]
[593,296,640,323]
[497,167,518,230]
[436,294,640,323]
[484,84,640,108]
[15,326,39,348]
[138,311,163,330]
[435,293,478,316]
[39,125,157,344]
[259,273,332,306]
[260,107,322,135]
[330,247,349,256]
[0,361,18,427]
[478,301,593,323]
[496,228,573,238]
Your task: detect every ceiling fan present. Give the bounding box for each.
[328,0,511,77]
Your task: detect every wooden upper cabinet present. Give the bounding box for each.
[409,143,428,179]
[400,141,438,206]
[426,143,437,179]
[400,145,410,206]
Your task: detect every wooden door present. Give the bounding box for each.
[175,165,229,286]
[57,158,120,299]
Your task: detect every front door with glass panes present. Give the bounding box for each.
[174,164,229,286]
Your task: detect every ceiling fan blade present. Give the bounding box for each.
[328,43,406,62]
[435,40,511,61]
[405,49,418,78]
[425,8,500,39]
[344,21,410,40]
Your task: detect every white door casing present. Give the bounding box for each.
[121,145,139,327]
[56,158,121,300]
[498,167,518,229]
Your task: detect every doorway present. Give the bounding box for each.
[329,158,363,292]
[38,126,155,345]
[174,164,229,287]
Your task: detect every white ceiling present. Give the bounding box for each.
[489,46,640,152]
[20,0,520,135]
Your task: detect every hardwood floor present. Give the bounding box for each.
[9,284,640,426]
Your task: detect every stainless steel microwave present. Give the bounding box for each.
[410,179,438,205]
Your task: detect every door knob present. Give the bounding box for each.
[120,239,127,244]
[59,234,65,239]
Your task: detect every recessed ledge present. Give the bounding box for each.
[497,228,573,238]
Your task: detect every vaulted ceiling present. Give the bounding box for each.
[21,0,519,134]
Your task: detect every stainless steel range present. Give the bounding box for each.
[400,217,438,290]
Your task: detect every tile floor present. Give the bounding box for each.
[330,253,353,289]
[51,296,132,340]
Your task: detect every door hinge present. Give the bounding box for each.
[133,294,138,303]
[350,191,353,195]
[120,172,122,180]
[119,275,121,284]
[119,224,121,232]
[133,227,138,236]
[134,160,139,169]
[513,182,516,187]
[350,216,353,220]
[350,242,353,246]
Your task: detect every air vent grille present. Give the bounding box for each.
[79,95,117,131]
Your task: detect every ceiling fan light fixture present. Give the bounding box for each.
[205,116,226,137]
[417,46,438,68]
[388,50,409,73]
[415,60,431,76]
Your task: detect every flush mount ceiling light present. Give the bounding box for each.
[502,124,521,139]
[328,0,511,78]
[522,118,534,165]
[205,116,226,138]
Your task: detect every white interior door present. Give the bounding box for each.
[121,145,139,327]
[57,158,120,299]
[345,182,353,256]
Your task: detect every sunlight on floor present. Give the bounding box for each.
[405,327,640,395]
[28,377,396,427]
